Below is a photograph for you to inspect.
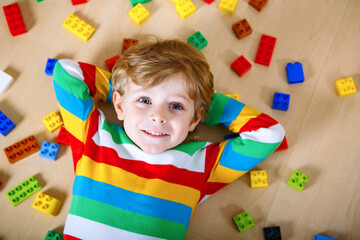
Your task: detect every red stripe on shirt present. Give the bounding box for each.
[239,113,278,133]
[64,234,82,240]
[79,62,96,97]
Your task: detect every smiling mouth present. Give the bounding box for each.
[142,130,169,137]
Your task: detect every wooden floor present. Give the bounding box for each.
[1,0,360,239]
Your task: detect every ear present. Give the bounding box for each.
[113,91,125,120]
[189,110,203,132]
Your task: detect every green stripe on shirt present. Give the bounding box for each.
[70,195,187,240]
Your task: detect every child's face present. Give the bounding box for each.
[113,73,202,154]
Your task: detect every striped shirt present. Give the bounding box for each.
[53,59,285,240]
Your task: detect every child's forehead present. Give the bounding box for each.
[130,73,190,96]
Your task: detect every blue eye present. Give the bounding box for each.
[138,97,151,104]
[170,104,183,110]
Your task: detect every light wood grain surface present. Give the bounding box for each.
[1,0,360,239]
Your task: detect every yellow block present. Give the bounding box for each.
[32,192,63,216]
[175,0,196,19]
[42,111,64,133]
[218,0,238,14]
[129,3,150,25]
[62,13,95,41]
[250,170,268,188]
[335,77,357,97]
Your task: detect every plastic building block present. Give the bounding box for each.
[233,210,255,232]
[250,170,268,188]
[39,141,60,161]
[315,234,337,240]
[175,0,196,19]
[272,92,290,111]
[32,192,63,216]
[287,169,309,192]
[130,0,152,7]
[122,38,139,53]
[105,55,120,71]
[0,70,14,94]
[232,18,252,39]
[249,0,268,11]
[56,127,70,145]
[225,93,239,100]
[187,31,207,50]
[286,62,305,84]
[0,111,15,136]
[231,55,252,77]
[255,34,277,66]
[2,3,27,36]
[6,176,42,207]
[42,111,64,133]
[71,0,87,5]
[45,231,63,240]
[62,13,95,41]
[263,226,282,240]
[4,135,40,163]
[129,3,150,25]
[45,58,59,76]
[204,0,214,3]
[335,77,357,97]
[219,0,238,14]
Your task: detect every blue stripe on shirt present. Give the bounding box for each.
[54,80,93,121]
[73,175,192,227]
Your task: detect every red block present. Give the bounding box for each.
[56,127,70,145]
[254,34,276,66]
[2,3,27,36]
[105,55,121,72]
[231,55,252,77]
[204,0,215,3]
[71,0,87,5]
[122,38,139,53]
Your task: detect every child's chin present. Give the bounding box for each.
[139,144,168,154]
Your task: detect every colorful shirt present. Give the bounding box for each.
[53,59,285,240]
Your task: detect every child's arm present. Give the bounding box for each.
[202,92,285,196]
[53,59,112,148]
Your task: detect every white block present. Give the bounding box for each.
[0,70,14,94]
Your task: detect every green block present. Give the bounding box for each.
[130,0,152,7]
[233,210,255,232]
[6,175,42,206]
[287,169,309,191]
[45,230,63,240]
[187,31,208,50]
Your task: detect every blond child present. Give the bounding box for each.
[53,38,285,240]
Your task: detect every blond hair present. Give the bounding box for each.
[111,38,214,120]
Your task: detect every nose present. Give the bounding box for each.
[150,107,167,124]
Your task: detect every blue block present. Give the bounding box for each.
[272,92,290,111]
[39,141,60,160]
[45,58,58,76]
[0,111,16,136]
[315,234,337,240]
[286,62,304,84]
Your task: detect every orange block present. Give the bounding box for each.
[4,135,40,163]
